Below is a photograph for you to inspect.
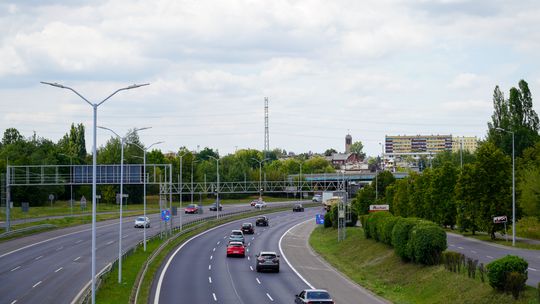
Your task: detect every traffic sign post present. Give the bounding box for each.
[315,214,324,225]
[80,196,87,211]
[161,209,171,222]
[369,204,389,212]
[49,194,54,207]
[493,215,508,242]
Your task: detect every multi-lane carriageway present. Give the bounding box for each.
[0,201,300,304]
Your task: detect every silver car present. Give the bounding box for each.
[134,216,150,228]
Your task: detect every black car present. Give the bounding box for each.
[241,222,254,234]
[256,251,280,272]
[255,216,269,226]
[209,202,222,211]
[292,204,304,212]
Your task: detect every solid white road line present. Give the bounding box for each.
[10,266,21,272]
[212,293,217,301]
[266,293,274,301]
[32,281,42,288]
[73,256,81,261]
[209,277,212,283]
[250,266,254,271]
[35,255,43,260]
[55,267,63,273]
[278,219,315,289]
[256,277,261,284]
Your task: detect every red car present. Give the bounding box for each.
[226,241,246,257]
[184,204,199,214]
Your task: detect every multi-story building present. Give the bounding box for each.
[451,136,479,153]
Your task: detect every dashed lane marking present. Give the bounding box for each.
[471,250,477,254]
[487,255,494,259]
[209,277,212,283]
[55,267,63,273]
[56,246,63,251]
[212,293,217,301]
[458,246,464,249]
[75,240,82,244]
[209,265,211,270]
[217,241,221,245]
[74,256,81,261]
[10,266,21,272]
[247,256,250,261]
[10,300,17,304]
[32,281,42,288]
[250,266,254,271]
[256,277,261,284]
[210,255,213,260]
[35,255,43,260]
[106,241,114,245]
[213,248,216,252]
[266,293,274,301]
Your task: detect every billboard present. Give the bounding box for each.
[73,165,144,184]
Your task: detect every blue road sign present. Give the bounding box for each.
[161,209,171,222]
[315,214,324,225]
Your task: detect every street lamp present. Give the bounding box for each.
[191,159,198,205]
[299,162,303,200]
[209,156,220,219]
[177,151,188,230]
[98,126,150,283]
[41,81,149,304]
[496,127,516,247]
[132,141,163,251]
[251,157,269,200]
[59,153,75,216]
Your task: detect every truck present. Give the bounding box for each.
[323,196,342,212]
[322,192,335,205]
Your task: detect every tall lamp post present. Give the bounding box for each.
[132,141,163,251]
[299,162,303,200]
[252,157,269,199]
[41,81,148,304]
[209,156,220,219]
[59,153,74,215]
[496,127,516,246]
[98,126,149,283]
[191,160,198,205]
[177,151,187,230]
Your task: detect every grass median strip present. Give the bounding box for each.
[309,226,538,304]
[96,205,314,304]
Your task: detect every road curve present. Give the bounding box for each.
[152,208,320,304]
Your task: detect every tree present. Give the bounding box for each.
[349,141,366,160]
[196,147,219,162]
[518,141,540,217]
[430,162,458,228]
[455,163,481,234]
[374,170,396,200]
[324,148,337,156]
[58,123,86,161]
[353,184,375,215]
[2,128,24,145]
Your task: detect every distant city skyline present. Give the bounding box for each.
[1,0,539,157]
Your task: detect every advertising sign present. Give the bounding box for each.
[493,215,508,224]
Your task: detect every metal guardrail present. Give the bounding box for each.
[74,202,307,304]
[0,224,57,238]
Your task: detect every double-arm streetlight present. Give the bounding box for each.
[251,158,269,199]
[177,151,188,230]
[41,81,149,304]
[98,126,150,283]
[132,141,163,251]
[208,156,220,219]
[191,159,198,205]
[496,127,516,246]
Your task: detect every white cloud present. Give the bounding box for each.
[448,73,485,89]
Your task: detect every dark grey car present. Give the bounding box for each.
[255,251,280,272]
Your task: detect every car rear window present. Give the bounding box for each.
[231,231,242,236]
[137,217,145,221]
[230,244,243,247]
[261,254,276,259]
[307,291,331,299]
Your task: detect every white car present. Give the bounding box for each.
[254,201,267,209]
[295,289,334,303]
[134,216,150,228]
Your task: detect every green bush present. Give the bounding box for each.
[409,223,447,265]
[486,255,528,292]
[442,251,464,273]
[380,216,399,245]
[359,214,368,229]
[506,271,527,299]
[366,212,392,241]
[346,209,359,227]
[324,212,333,228]
[391,217,420,261]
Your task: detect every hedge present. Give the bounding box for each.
[380,216,399,245]
[365,211,392,240]
[391,217,420,261]
[409,222,447,265]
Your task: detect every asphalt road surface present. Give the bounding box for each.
[152,208,321,304]
[447,233,540,287]
[0,201,302,304]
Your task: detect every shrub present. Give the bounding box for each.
[359,214,368,229]
[486,255,528,292]
[506,271,527,299]
[409,223,447,265]
[391,217,419,261]
[442,251,464,273]
[366,212,392,241]
[346,209,359,227]
[380,216,399,245]
[324,212,333,228]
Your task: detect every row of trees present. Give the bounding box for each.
[0,125,335,206]
[353,80,540,238]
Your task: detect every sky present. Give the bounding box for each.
[1,0,540,157]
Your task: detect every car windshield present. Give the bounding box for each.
[242,224,251,228]
[136,217,146,221]
[187,205,196,208]
[261,253,276,259]
[307,291,331,299]
[231,231,242,236]
[257,217,266,220]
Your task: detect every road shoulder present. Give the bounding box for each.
[281,220,388,304]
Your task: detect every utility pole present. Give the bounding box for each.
[264,97,269,159]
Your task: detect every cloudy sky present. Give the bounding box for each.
[1,0,539,157]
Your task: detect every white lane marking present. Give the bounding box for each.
[56,246,63,251]
[248,242,251,246]
[251,237,255,240]
[106,241,114,245]
[487,255,494,259]
[212,293,217,301]
[256,277,261,284]
[74,256,81,261]
[247,256,250,261]
[10,266,21,272]
[223,236,227,239]
[458,246,464,249]
[54,267,63,273]
[529,267,538,272]
[266,293,274,301]
[250,266,254,271]
[75,240,82,244]
[210,255,213,260]
[471,250,477,254]
[449,244,455,247]
[279,218,315,289]
[209,264,212,270]
[217,241,221,245]
[213,248,216,252]
[123,235,129,239]
[209,276,212,283]
[35,255,43,260]
[246,248,249,252]
[32,281,42,288]
[10,300,17,304]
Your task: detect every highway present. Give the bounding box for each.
[152,208,320,304]
[0,201,302,304]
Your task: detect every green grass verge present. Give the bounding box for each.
[96,205,309,304]
[309,226,538,304]
[450,231,540,250]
